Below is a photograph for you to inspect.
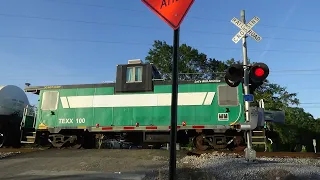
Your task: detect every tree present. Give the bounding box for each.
[145,40,227,80]
[255,82,300,110]
[271,107,319,151]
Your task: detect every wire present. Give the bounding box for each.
[272,69,320,72]
[270,73,320,76]
[0,34,151,45]
[5,70,320,79]
[1,12,320,44]
[2,34,320,54]
[5,70,320,83]
[40,0,146,13]
[299,103,320,105]
[38,0,320,33]
[0,13,160,30]
[296,106,320,109]
[180,71,320,75]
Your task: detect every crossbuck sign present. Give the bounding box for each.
[231,16,262,43]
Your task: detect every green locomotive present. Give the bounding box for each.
[22,59,264,150]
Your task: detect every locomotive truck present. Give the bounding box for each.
[20,59,268,150]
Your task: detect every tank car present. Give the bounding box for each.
[0,85,30,147]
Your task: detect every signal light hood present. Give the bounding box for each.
[225,64,244,87]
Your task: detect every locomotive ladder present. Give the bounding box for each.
[21,132,36,144]
[252,129,267,151]
[20,105,37,144]
[252,99,267,151]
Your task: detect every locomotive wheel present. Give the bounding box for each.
[71,135,83,149]
[193,134,209,151]
[70,143,82,149]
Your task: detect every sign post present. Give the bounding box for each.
[231,10,262,161]
[141,0,195,179]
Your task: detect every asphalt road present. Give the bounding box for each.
[0,149,181,180]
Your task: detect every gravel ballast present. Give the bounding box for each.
[143,151,320,180]
[0,152,21,159]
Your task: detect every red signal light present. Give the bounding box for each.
[249,63,269,82]
[254,67,265,77]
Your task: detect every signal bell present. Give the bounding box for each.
[224,64,244,87]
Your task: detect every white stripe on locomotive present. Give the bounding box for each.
[60,92,216,108]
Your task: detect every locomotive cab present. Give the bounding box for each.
[115,59,162,93]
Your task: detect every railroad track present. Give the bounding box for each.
[0,143,51,153]
[0,147,49,153]
[253,152,320,158]
[2,144,319,159]
[187,149,320,159]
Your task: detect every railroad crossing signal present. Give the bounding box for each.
[231,16,262,43]
[224,63,269,92]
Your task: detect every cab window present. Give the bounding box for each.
[218,85,239,106]
[41,91,59,110]
[126,66,142,82]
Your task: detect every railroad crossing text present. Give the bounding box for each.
[231,16,260,31]
[247,29,261,42]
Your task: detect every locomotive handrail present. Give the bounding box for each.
[230,103,243,126]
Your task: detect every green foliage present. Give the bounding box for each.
[267,143,273,152]
[145,40,227,80]
[145,40,320,152]
[186,141,194,151]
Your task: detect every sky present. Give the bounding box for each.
[1,0,320,118]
